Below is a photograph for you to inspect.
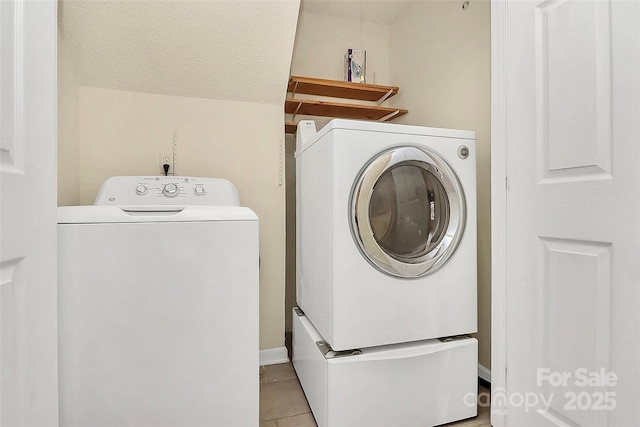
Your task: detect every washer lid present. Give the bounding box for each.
[350,145,466,278]
[58,205,257,224]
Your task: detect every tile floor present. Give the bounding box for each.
[259,362,491,427]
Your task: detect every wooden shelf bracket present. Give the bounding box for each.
[290,80,299,99]
[291,101,303,121]
[376,88,395,105]
[378,110,402,122]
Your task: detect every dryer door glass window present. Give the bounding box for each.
[369,165,450,259]
[351,146,466,278]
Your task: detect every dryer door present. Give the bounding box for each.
[350,146,466,278]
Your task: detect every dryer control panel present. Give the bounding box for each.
[94,176,240,206]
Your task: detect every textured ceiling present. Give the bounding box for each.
[59,0,301,105]
[300,0,410,24]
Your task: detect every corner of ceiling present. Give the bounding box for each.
[58,0,302,106]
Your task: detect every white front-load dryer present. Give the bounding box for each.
[295,119,477,351]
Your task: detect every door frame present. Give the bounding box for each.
[490,1,507,427]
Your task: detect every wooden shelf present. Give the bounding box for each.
[286,97,407,120]
[285,122,297,134]
[288,75,399,103]
[284,76,408,134]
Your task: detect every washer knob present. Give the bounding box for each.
[194,186,205,196]
[162,183,179,197]
[135,185,148,195]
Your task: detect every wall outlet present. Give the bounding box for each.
[159,153,173,175]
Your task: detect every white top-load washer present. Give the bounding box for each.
[58,176,258,427]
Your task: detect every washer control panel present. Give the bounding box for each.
[94,176,240,206]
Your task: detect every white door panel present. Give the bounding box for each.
[493,0,639,426]
[0,0,58,425]
[539,0,612,178]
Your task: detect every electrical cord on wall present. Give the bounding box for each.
[163,163,170,176]
[173,131,178,176]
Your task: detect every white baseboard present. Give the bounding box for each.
[259,347,289,366]
[478,363,491,383]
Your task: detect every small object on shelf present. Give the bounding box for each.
[345,49,366,83]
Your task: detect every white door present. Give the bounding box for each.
[0,0,58,425]
[492,0,640,426]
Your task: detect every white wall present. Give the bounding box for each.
[57,26,80,206]
[389,0,492,369]
[291,11,389,85]
[65,86,287,350]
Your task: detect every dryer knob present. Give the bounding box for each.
[194,186,205,196]
[162,183,179,197]
[457,145,470,159]
[135,185,148,195]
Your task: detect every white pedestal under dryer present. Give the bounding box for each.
[293,309,477,427]
[58,176,259,427]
